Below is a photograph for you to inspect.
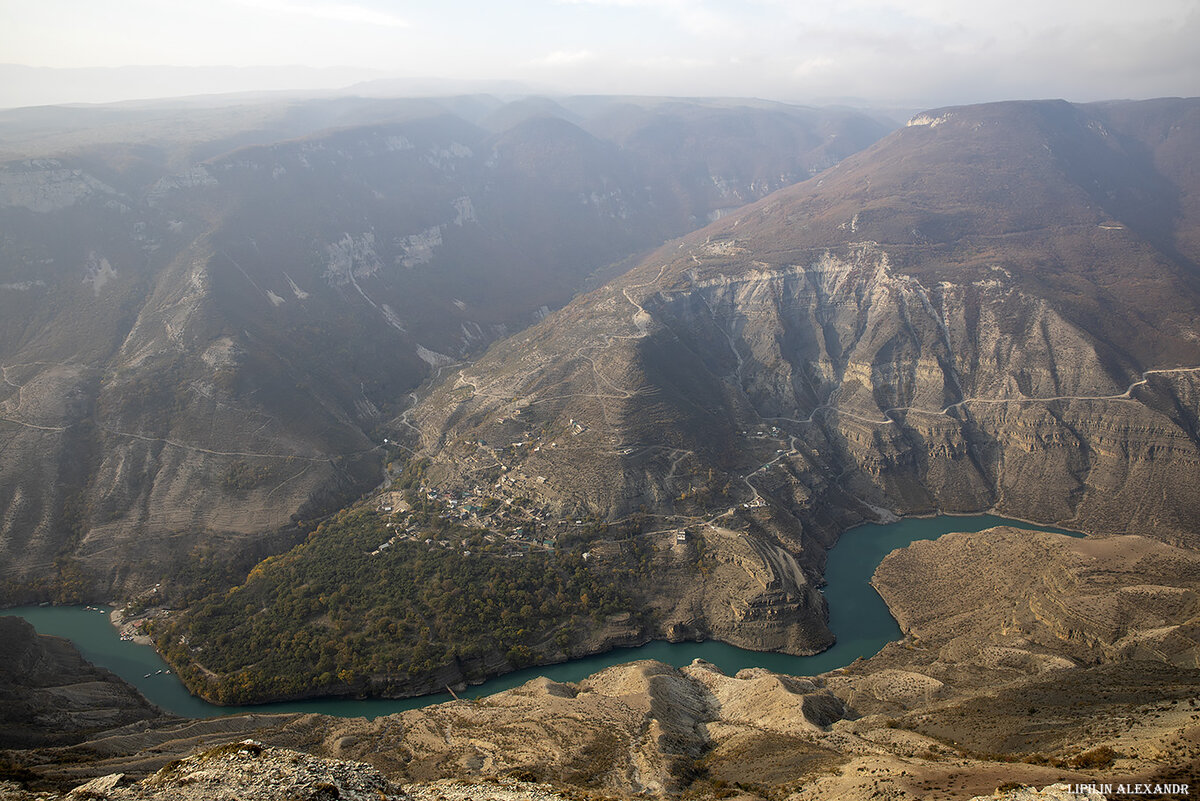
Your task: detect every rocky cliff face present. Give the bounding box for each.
[412,99,1200,569]
[0,96,891,598]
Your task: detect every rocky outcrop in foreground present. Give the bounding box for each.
[0,744,582,801]
[59,741,405,801]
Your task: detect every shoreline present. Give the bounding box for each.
[842,505,1088,537]
[109,605,155,646]
[4,511,1095,714]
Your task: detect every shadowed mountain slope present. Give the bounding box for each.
[412,98,1200,572]
[151,98,1200,705]
[0,96,892,598]
[0,616,164,748]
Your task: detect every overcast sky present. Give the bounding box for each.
[2,0,1198,108]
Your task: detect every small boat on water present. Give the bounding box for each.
[155,669,163,675]
[144,673,151,678]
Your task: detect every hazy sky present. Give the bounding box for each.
[2,0,1198,108]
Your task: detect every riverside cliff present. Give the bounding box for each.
[411,98,1200,584]
[4,527,1197,799]
[157,97,1200,704]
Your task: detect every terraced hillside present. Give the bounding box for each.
[408,98,1200,647]
[159,98,1200,706]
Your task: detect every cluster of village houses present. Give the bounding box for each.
[366,477,701,561]
[368,485,583,560]
[367,406,747,561]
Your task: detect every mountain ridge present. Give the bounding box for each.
[0,95,892,599]
[149,96,1200,708]
[406,98,1200,612]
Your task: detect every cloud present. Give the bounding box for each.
[554,0,677,7]
[554,0,732,37]
[231,0,409,28]
[531,49,600,67]
[792,57,835,78]
[629,54,715,71]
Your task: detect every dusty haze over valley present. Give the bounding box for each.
[2,0,1198,108]
[1,2,1199,800]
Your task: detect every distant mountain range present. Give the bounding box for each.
[0,94,893,599]
[0,65,384,109]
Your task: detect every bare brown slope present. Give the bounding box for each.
[710,98,1200,366]
[871,529,1200,671]
[0,97,891,599]
[412,98,1200,566]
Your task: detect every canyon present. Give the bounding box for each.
[2,95,1200,799]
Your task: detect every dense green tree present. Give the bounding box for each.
[157,508,655,703]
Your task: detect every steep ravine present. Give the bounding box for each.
[0,97,893,600]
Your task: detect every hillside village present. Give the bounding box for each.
[369,394,803,566]
[367,470,703,564]
[370,485,565,559]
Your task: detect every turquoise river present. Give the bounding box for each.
[3,514,1080,719]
